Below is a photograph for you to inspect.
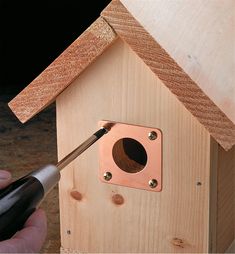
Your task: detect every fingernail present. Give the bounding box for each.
[0,170,11,180]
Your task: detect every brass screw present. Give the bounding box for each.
[149,179,158,188]
[103,172,112,181]
[148,131,157,140]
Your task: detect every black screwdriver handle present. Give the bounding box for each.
[0,165,60,241]
[0,127,107,241]
[0,175,44,241]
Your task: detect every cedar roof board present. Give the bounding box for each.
[8,0,235,150]
[8,17,117,123]
[101,0,235,150]
[120,0,235,124]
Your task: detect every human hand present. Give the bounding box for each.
[0,170,47,253]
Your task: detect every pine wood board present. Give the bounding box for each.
[120,0,235,125]
[56,39,212,253]
[216,146,235,253]
[8,0,235,150]
[8,17,117,124]
[208,139,218,253]
[101,0,235,152]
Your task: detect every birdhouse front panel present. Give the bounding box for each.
[7,0,235,253]
[56,39,213,253]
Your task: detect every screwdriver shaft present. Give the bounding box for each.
[0,126,109,241]
[56,127,108,171]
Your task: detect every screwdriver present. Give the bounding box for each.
[0,126,108,241]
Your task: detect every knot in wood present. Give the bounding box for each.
[171,237,185,248]
[70,190,83,201]
[112,194,124,205]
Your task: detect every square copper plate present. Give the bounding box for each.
[99,120,162,192]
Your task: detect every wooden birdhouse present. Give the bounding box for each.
[8,0,235,253]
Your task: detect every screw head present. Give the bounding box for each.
[149,179,158,188]
[148,131,157,140]
[103,172,112,181]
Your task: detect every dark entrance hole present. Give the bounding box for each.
[112,138,147,173]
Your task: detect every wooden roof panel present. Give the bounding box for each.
[101,0,235,150]
[120,0,235,124]
[8,17,117,123]
[9,0,235,150]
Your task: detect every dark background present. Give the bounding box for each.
[0,0,111,95]
[0,1,111,252]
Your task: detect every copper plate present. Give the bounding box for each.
[99,120,162,192]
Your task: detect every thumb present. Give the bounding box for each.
[0,209,47,253]
[0,170,11,189]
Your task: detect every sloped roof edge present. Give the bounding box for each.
[8,17,117,123]
[9,0,235,150]
[101,0,235,151]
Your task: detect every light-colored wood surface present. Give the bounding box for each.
[8,17,117,123]
[9,0,235,151]
[216,146,235,253]
[101,0,235,152]
[120,0,235,125]
[208,139,218,253]
[56,39,212,253]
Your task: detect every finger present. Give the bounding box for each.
[0,209,47,253]
[0,170,11,189]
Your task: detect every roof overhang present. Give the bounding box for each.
[8,0,235,150]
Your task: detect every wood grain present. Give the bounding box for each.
[209,143,235,253]
[9,0,234,150]
[8,17,117,124]
[57,39,212,253]
[216,145,235,253]
[120,0,235,125]
[208,139,218,253]
[101,0,235,151]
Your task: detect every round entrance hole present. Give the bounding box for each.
[112,138,147,173]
